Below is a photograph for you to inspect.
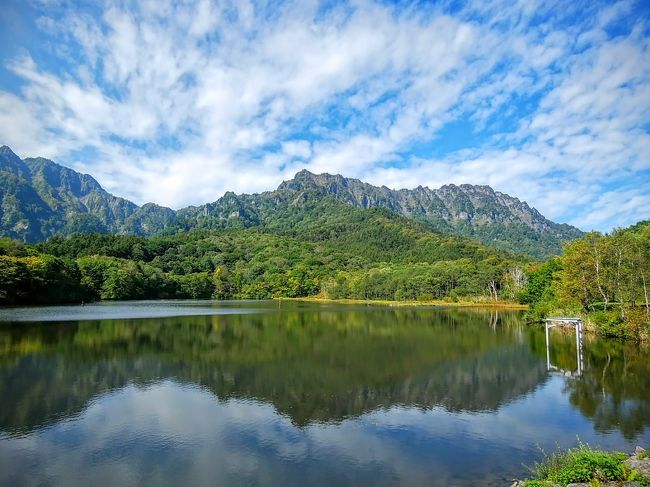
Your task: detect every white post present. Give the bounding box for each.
[545,320,551,371]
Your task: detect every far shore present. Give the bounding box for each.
[277,296,529,310]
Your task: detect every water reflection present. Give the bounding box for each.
[0,306,546,432]
[0,303,648,485]
[527,326,650,439]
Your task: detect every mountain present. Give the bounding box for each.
[0,146,173,241]
[0,146,582,257]
[275,170,583,258]
[184,169,582,258]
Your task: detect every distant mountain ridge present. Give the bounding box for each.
[0,145,583,258]
[274,169,583,257]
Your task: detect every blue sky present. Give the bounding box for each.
[1,0,649,231]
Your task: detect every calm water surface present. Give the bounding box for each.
[0,301,648,486]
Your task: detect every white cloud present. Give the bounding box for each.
[0,0,648,230]
[578,188,650,230]
[281,140,312,160]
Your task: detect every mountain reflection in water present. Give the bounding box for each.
[0,302,648,486]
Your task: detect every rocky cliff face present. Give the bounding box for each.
[279,169,565,230]
[276,170,583,258]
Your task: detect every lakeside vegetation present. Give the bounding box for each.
[0,227,517,304]
[281,296,528,308]
[521,221,650,341]
[522,442,650,486]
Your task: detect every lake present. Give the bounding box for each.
[0,300,648,486]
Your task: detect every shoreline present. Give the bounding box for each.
[277,296,529,310]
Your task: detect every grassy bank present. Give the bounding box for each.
[521,443,650,486]
[279,296,528,309]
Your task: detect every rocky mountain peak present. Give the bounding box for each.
[273,170,583,258]
[0,145,29,177]
[23,157,104,198]
[0,145,18,159]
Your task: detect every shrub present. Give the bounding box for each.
[590,311,631,339]
[527,442,628,485]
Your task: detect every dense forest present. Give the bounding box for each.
[2,307,648,435]
[0,198,520,305]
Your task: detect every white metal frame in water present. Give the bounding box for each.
[544,317,584,377]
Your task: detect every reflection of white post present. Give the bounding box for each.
[545,318,584,377]
[545,320,551,370]
[575,321,580,376]
[577,320,584,376]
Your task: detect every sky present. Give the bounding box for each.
[0,0,649,232]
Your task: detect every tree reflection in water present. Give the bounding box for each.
[528,326,650,439]
[0,303,648,440]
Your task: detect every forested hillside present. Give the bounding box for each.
[7,144,646,341]
[1,187,647,340]
[0,197,526,305]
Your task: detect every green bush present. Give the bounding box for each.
[590,311,631,339]
[527,443,628,485]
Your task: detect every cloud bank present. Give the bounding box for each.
[0,0,649,231]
